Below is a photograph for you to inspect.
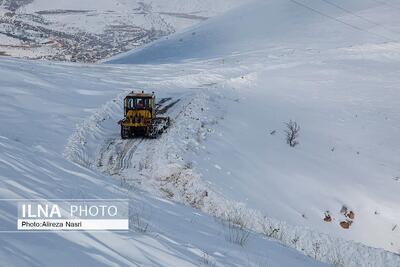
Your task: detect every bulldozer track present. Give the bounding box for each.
[117,138,145,173]
[155,97,172,109]
[97,137,145,175]
[156,99,180,115]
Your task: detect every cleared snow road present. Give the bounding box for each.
[96,97,180,176]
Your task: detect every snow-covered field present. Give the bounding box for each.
[1,0,400,266]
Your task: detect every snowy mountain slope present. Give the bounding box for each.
[0,0,244,62]
[1,0,400,266]
[64,58,400,266]
[108,0,400,64]
[106,0,400,257]
[0,57,327,267]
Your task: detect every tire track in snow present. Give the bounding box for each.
[116,138,144,173]
[97,136,145,175]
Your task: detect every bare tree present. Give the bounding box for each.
[285,120,300,147]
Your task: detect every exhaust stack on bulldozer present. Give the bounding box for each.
[119,91,170,139]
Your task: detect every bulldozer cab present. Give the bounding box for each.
[124,92,155,117]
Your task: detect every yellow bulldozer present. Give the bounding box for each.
[119,91,170,139]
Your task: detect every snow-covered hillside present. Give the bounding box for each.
[1,0,400,266]
[107,0,400,260]
[2,55,392,267]
[109,0,400,63]
[0,0,244,62]
[0,57,329,267]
